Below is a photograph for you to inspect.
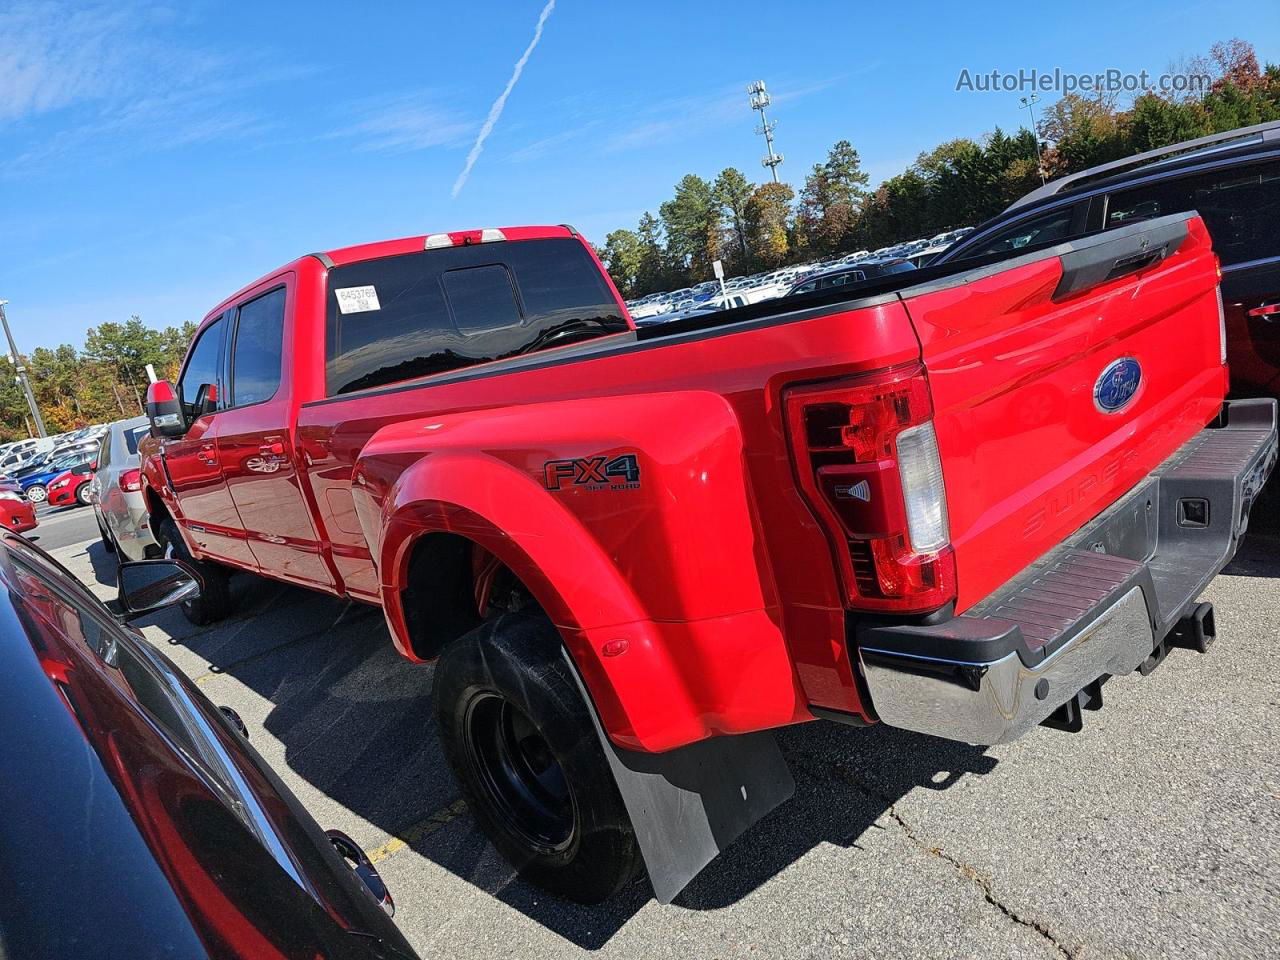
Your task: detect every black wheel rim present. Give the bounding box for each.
[462,690,576,854]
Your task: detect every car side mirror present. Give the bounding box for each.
[116,559,202,620]
[146,380,186,439]
[192,382,218,419]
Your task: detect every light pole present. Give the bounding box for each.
[1019,93,1046,185]
[0,301,47,438]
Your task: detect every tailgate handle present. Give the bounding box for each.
[1104,247,1165,283]
[1053,215,1190,301]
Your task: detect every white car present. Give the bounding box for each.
[90,415,159,561]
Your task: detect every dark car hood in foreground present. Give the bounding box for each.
[0,536,419,960]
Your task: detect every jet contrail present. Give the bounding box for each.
[451,0,556,198]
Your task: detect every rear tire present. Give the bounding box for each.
[26,485,46,504]
[434,615,642,903]
[157,517,233,626]
[76,483,91,506]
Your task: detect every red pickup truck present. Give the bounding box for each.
[141,215,1277,904]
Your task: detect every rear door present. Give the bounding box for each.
[1101,156,1280,396]
[216,279,338,592]
[163,315,257,567]
[905,213,1226,612]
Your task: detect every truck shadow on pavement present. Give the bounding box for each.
[103,549,1003,950]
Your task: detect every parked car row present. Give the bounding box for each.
[623,227,977,324]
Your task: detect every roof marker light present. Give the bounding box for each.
[424,233,453,249]
[479,228,507,243]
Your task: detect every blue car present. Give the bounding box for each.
[18,453,93,504]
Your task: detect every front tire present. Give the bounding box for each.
[157,517,233,626]
[434,615,642,903]
[26,485,46,504]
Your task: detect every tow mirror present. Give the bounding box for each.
[146,380,185,439]
[192,383,218,419]
[116,559,202,620]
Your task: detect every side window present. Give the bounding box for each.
[442,265,521,335]
[1106,161,1280,266]
[96,433,111,471]
[792,280,817,294]
[230,288,286,407]
[178,318,224,420]
[966,206,1080,259]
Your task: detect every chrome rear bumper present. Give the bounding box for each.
[857,398,1278,745]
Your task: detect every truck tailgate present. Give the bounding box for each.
[904,213,1227,612]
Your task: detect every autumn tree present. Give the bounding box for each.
[743,182,795,268]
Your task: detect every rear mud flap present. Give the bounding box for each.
[564,651,795,904]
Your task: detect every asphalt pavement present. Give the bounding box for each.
[41,510,1280,960]
[29,500,100,552]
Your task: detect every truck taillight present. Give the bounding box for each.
[784,364,956,613]
[121,469,142,492]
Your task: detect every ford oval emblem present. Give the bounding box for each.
[1094,357,1142,414]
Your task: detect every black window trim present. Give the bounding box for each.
[225,283,288,412]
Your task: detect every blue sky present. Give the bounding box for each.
[3,0,1277,349]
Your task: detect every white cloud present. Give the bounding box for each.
[452,0,557,198]
[328,94,474,153]
[0,1,295,176]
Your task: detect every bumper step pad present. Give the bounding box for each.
[856,399,1278,744]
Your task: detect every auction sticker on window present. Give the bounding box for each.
[335,285,381,314]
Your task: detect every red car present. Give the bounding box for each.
[141,217,1276,904]
[0,479,37,532]
[46,463,94,508]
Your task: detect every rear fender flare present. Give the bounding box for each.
[369,453,693,750]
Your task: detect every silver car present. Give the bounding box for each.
[90,415,159,561]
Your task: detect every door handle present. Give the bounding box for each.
[1246,302,1280,321]
[197,442,218,466]
[260,441,285,456]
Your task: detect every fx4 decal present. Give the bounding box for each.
[543,453,641,491]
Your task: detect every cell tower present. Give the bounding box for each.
[747,80,784,182]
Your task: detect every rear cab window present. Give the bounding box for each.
[324,236,627,396]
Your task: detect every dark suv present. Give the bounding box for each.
[935,120,1280,396]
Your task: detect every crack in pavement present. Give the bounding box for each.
[790,750,1075,960]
